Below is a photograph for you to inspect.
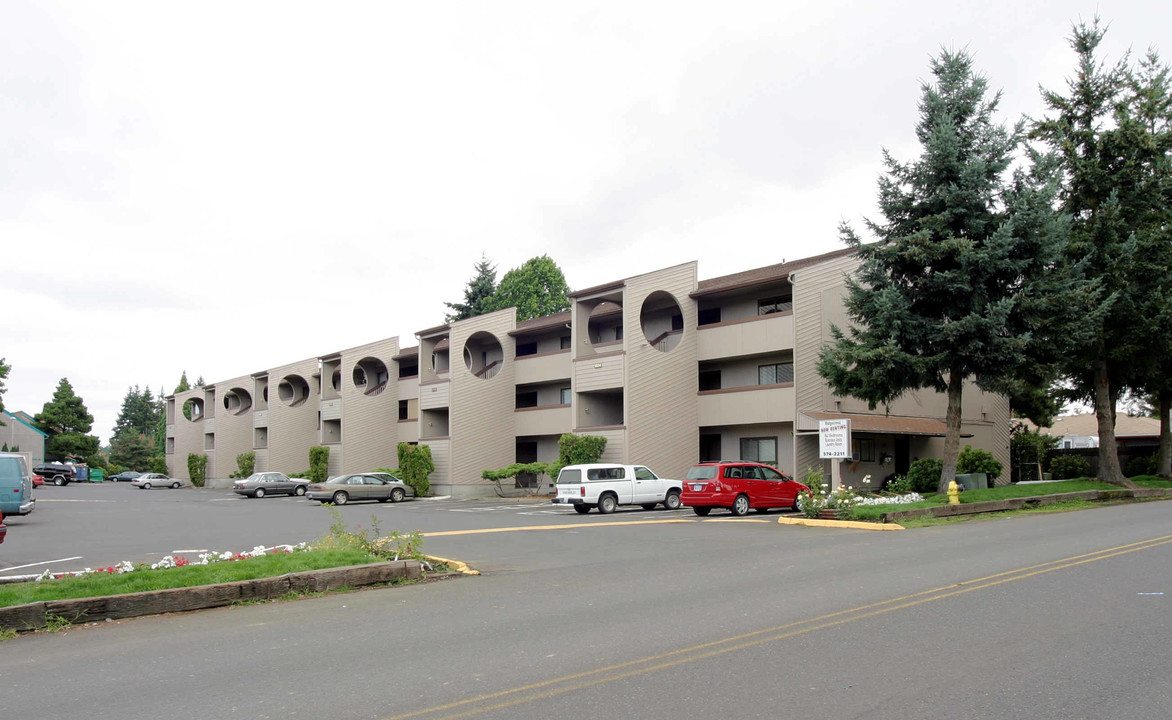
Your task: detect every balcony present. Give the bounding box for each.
[514,404,572,437]
[697,312,794,361]
[514,349,571,385]
[320,398,342,420]
[419,380,450,410]
[698,384,795,426]
[252,410,268,429]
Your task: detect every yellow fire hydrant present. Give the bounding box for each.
[947,478,960,505]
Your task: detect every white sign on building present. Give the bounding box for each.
[818,419,851,459]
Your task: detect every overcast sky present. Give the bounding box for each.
[3,1,1169,446]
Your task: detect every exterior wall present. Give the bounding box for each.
[266,358,321,475]
[0,412,47,464]
[703,422,795,475]
[624,262,700,480]
[168,388,206,479]
[340,337,401,474]
[696,312,794,361]
[448,308,517,498]
[210,376,257,479]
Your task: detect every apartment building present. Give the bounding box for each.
[165,248,1010,495]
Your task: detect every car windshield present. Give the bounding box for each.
[685,466,718,480]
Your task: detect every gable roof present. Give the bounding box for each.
[2,411,49,437]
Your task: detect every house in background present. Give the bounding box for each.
[1,410,48,465]
[1037,413,1160,451]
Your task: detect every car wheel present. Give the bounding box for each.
[791,497,802,512]
[391,488,405,503]
[54,476,67,486]
[254,488,265,498]
[142,482,152,490]
[597,494,617,514]
[573,504,591,514]
[693,506,711,516]
[663,491,682,510]
[332,491,349,505]
[731,494,750,516]
[641,503,657,511]
[170,481,180,489]
[294,485,307,496]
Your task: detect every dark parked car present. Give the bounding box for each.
[681,461,807,516]
[233,472,309,498]
[108,471,143,482]
[306,474,409,505]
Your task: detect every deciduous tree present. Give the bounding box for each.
[486,255,571,322]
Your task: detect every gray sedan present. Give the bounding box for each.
[306,473,410,505]
[131,473,182,489]
[232,472,309,498]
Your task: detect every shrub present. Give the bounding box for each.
[1011,428,1058,482]
[957,445,1002,481]
[556,434,607,470]
[230,451,256,479]
[1049,454,1090,480]
[482,462,555,493]
[398,443,435,497]
[1124,455,1157,478]
[309,446,330,483]
[187,453,208,487]
[148,455,168,474]
[906,458,943,494]
[885,473,913,494]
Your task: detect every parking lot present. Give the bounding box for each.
[0,481,723,578]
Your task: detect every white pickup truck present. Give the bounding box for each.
[552,463,683,514]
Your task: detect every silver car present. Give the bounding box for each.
[306,473,410,505]
[131,473,182,489]
[232,472,309,498]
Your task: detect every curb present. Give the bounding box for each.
[426,555,480,575]
[0,561,426,633]
[777,517,905,531]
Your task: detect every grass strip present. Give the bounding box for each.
[0,549,382,608]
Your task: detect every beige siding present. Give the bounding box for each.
[514,350,572,385]
[168,388,206,479]
[698,386,795,427]
[266,358,321,475]
[625,262,699,479]
[696,312,794,361]
[573,353,625,392]
[340,337,401,473]
[449,309,516,494]
[209,376,257,479]
[419,381,450,410]
[514,405,573,437]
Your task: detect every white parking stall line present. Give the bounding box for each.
[1,556,84,574]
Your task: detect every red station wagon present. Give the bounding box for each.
[681,461,808,517]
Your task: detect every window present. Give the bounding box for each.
[740,437,777,465]
[516,341,538,357]
[634,467,658,480]
[516,391,538,409]
[671,314,684,331]
[856,438,876,462]
[758,296,792,315]
[560,336,571,349]
[699,370,721,391]
[560,387,571,404]
[758,363,794,384]
[697,307,721,325]
[398,400,409,421]
[398,361,418,378]
[614,326,623,341]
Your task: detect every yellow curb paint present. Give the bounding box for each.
[427,556,480,575]
[421,519,694,537]
[777,517,904,531]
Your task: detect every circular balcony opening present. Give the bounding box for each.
[183,397,204,421]
[277,374,310,407]
[331,368,341,393]
[640,291,684,353]
[463,332,503,380]
[353,357,390,396]
[223,387,253,416]
[587,301,624,350]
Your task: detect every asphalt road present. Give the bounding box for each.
[2,484,1170,720]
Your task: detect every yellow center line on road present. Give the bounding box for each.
[384,533,1172,720]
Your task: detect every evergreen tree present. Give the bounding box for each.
[0,357,9,426]
[111,385,162,440]
[1031,21,1172,486]
[486,255,571,322]
[444,255,498,322]
[175,371,190,393]
[109,430,156,471]
[35,378,100,461]
[817,49,1062,493]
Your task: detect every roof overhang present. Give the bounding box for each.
[796,411,973,438]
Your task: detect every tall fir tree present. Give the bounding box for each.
[818,49,1063,492]
[1031,21,1172,486]
[35,378,100,461]
[444,255,498,322]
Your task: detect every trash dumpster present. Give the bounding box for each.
[76,465,89,482]
[90,468,105,482]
